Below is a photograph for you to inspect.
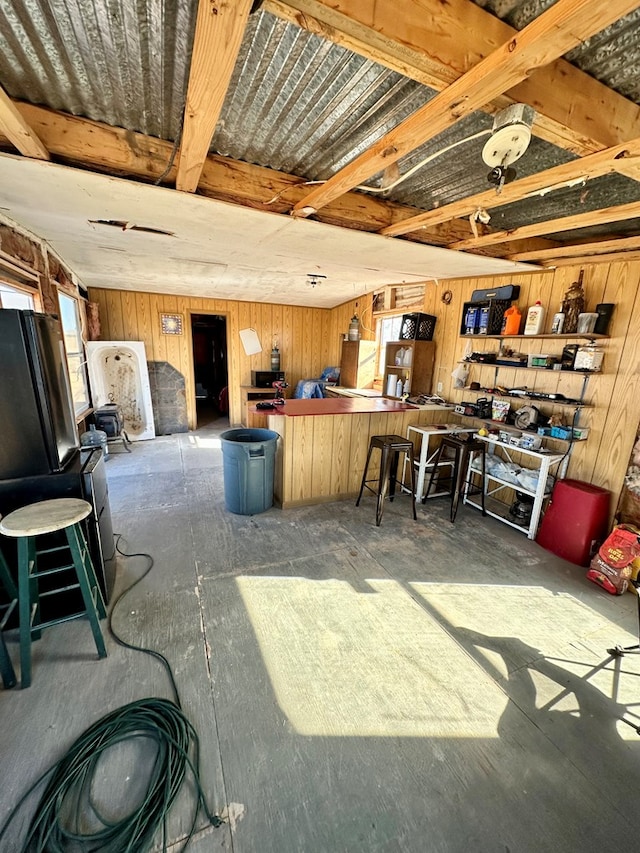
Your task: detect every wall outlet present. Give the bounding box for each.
[437,382,443,393]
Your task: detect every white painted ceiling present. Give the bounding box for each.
[0,154,535,308]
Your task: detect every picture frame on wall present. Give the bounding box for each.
[160,313,184,335]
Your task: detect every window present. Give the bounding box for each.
[376,314,403,375]
[58,292,90,415]
[0,281,35,309]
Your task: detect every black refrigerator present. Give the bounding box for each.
[0,310,116,606]
[0,309,78,479]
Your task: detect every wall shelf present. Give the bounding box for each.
[460,333,609,341]
[460,386,592,409]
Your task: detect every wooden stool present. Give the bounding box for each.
[423,435,486,522]
[356,435,417,526]
[0,498,107,688]
[0,543,18,689]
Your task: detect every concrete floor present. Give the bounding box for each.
[2,417,640,852]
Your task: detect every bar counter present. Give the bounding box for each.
[247,397,457,508]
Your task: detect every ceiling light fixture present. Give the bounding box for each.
[482,104,536,192]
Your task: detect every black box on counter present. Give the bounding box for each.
[251,370,285,388]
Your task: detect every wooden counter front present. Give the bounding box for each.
[248,398,457,508]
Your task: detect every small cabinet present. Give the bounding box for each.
[383,340,435,398]
[340,340,377,389]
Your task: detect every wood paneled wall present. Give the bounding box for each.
[90,259,639,511]
[89,289,373,427]
[419,260,640,510]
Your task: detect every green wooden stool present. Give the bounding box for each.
[0,498,107,689]
[0,543,18,689]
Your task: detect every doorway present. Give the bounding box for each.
[191,314,228,429]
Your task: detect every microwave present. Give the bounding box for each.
[251,370,285,388]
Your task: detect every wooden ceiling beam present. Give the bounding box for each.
[290,0,640,218]
[267,0,640,157]
[450,202,640,251]
[535,250,640,267]
[510,235,640,262]
[176,0,253,193]
[0,100,543,250]
[0,85,49,160]
[380,139,640,238]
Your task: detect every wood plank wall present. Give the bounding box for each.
[88,289,373,428]
[420,260,640,510]
[90,258,639,509]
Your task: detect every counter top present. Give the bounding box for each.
[249,397,418,417]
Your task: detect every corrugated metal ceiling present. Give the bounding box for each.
[475,1,640,102]
[0,0,194,139]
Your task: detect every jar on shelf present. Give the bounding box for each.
[574,343,604,372]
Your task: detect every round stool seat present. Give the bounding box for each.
[0,498,92,538]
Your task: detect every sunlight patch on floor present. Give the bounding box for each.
[236,575,506,738]
[188,435,222,449]
[410,582,640,741]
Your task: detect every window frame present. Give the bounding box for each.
[58,291,91,417]
[375,313,404,377]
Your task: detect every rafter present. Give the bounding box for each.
[534,250,640,267]
[510,235,640,262]
[266,0,640,156]
[291,0,640,218]
[450,203,640,251]
[176,0,253,193]
[380,139,640,238]
[0,100,532,250]
[0,85,49,160]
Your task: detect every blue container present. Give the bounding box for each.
[220,428,279,515]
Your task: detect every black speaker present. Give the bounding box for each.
[594,303,614,335]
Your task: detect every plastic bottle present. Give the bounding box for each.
[501,305,522,335]
[395,378,403,397]
[551,306,565,334]
[80,423,109,458]
[524,301,545,335]
[402,378,410,395]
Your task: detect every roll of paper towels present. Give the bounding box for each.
[386,374,398,396]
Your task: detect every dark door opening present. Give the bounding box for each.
[191,314,228,429]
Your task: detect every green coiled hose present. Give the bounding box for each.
[0,539,223,851]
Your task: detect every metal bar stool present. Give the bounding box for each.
[356,434,417,526]
[0,498,107,688]
[423,435,486,522]
[0,543,18,689]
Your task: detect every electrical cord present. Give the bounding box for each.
[0,536,222,852]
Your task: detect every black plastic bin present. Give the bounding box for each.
[220,428,279,515]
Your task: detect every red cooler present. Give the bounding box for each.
[536,479,610,566]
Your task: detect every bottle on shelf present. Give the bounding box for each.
[395,378,403,397]
[550,306,565,334]
[402,378,410,395]
[501,305,522,335]
[524,301,545,335]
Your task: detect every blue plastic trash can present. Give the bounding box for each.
[220,428,279,514]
